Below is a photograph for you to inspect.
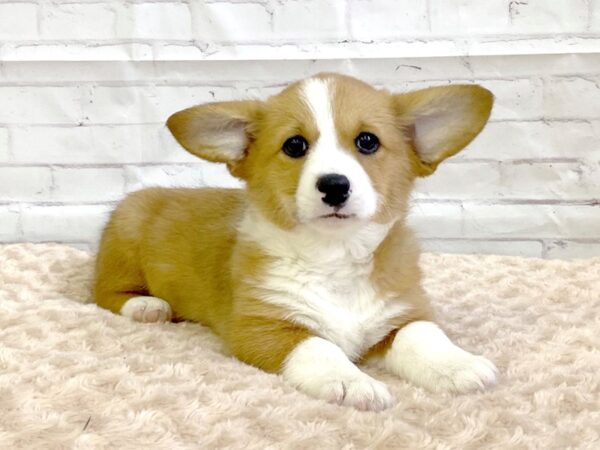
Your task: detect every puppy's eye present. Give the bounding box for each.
[282,135,309,158]
[355,132,380,155]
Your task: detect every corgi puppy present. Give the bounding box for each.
[94,73,497,411]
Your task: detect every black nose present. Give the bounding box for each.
[316,174,351,207]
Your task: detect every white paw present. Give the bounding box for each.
[120,296,172,323]
[282,337,395,412]
[314,374,395,411]
[415,348,498,393]
[385,321,498,393]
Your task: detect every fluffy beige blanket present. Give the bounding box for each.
[1,243,599,449]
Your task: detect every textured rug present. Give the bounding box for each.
[0,243,599,449]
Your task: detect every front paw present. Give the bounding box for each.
[314,374,395,411]
[282,337,395,411]
[417,349,498,393]
[385,321,498,393]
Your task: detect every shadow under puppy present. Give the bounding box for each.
[94,73,497,411]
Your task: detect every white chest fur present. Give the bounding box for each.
[239,210,409,360]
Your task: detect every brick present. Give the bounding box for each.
[0,206,20,241]
[83,86,237,124]
[544,78,600,119]
[429,0,509,35]
[118,3,192,40]
[468,54,600,79]
[0,3,38,39]
[545,241,600,259]
[41,3,116,40]
[421,239,543,258]
[11,126,137,164]
[191,2,271,43]
[153,86,239,113]
[463,204,556,238]
[273,0,347,41]
[21,204,112,242]
[480,79,544,121]
[349,0,428,39]
[462,120,600,160]
[0,167,52,202]
[0,128,9,162]
[592,0,600,31]
[83,86,147,125]
[499,162,600,200]
[0,87,83,124]
[406,203,463,238]
[52,168,125,202]
[549,205,600,239]
[413,163,501,200]
[353,58,473,85]
[463,204,600,239]
[10,125,196,164]
[508,0,588,33]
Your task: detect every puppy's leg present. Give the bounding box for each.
[381,321,498,393]
[227,317,394,411]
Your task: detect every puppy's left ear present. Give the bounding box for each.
[394,85,493,176]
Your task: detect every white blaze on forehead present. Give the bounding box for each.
[296,77,379,224]
[302,78,337,144]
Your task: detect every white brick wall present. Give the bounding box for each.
[0,128,10,161]
[125,3,192,40]
[52,168,125,202]
[0,0,599,258]
[20,205,112,242]
[0,86,84,124]
[191,2,271,43]
[349,0,428,38]
[274,0,347,41]
[0,3,38,39]
[40,3,117,40]
[0,167,53,202]
[0,206,21,241]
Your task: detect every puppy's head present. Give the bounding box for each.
[167,73,493,232]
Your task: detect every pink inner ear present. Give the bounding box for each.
[186,116,249,162]
[412,111,450,162]
[411,94,476,163]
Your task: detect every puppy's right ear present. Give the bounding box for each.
[166,100,263,165]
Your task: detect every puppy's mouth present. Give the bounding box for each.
[318,212,356,220]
